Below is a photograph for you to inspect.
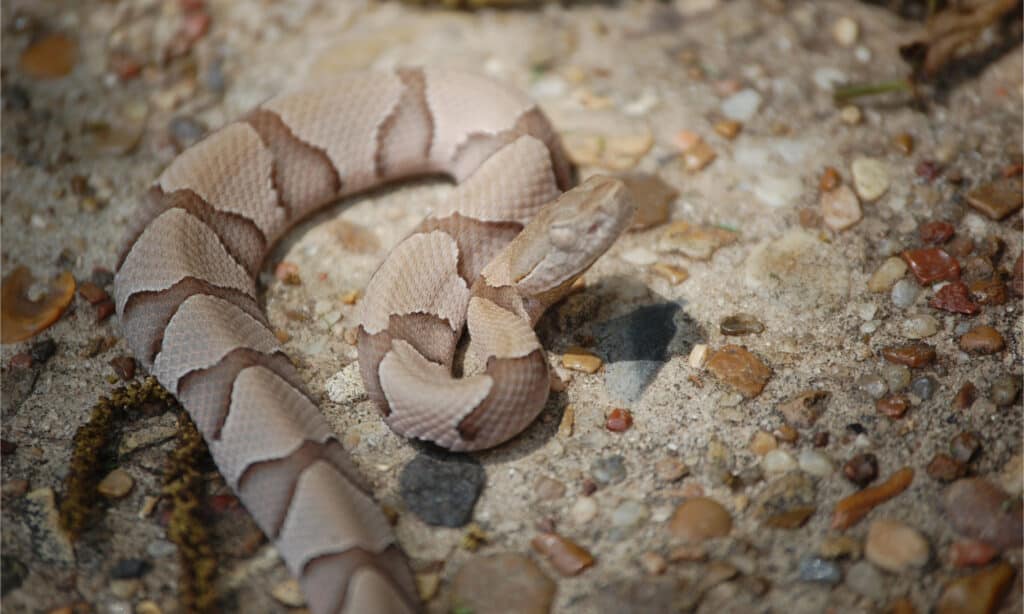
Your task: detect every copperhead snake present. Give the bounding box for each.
[113,67,634,613]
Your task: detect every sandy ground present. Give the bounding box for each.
[2,1,1022,613]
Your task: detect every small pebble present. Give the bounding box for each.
[535,476,566,501]
[29,339,57,364]
[819,535,863,560]
[832,16,859,46]
[989,375,1020,406]
[927,454,966,483]
[721,88,761,122]
[881,364,911,393]
[570,497,598,524]
[931,281,980,315]
[820,184,862,231]
[851,157,890,202]
[109,578,139,599]
[271,579,305,607]
[591,455,627,486]
[798,449,833,477]
[920,220,955,244]
[610,500,649,538]
[97,469,134,499]
[669,497,732,543]
[846,561,887,601]
[882,344,935,368]
[705,344,772,398]
[719,313,765,336]
[451,553,555,613]
[843,453,879,487]
[901,248,960,284]
[965,177,1023,220]
[605,408,633,432]
[942,478,1022,550]
[891,279,921,308]
[108,356,136,381]
[840,105,862,124]
[399,452,485,527]
[713,119,742,140]
[865,518,930,572]
[958,326,1004,354]
[833,467,914,529]
[749,431,778,456]
[798,556,842,585]
[901,315,939,339]
[877,394,910,419]
[953,382,978,410]
[935,561,1015,614]
[650,262,689,285]
[857,374,888,400]
[562,347,603,373]
[531,532,594,576]
[654,456,688,482]
[910,375,937,400]
[168,116,206,151]
[762,449,798,474]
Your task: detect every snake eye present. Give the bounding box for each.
[549,224,575,250]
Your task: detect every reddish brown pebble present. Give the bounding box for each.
[881,344,935,368]
[531,533,594,576]
[764,506,816,529]
[774,424,799,444]
[958,326,1004,354]
[77,281,109,305]
[919,220,955,244]
[915,160,942,181]
[843,453,879,487]
[832,467,913,530]
[819,167,841,192]
[1,267,76,344]
[968,278,1007,306]
[705,344,772,398]
[108,356,136,381]
[950,431,981,464]
[20,33,77,79]
[930,281,980,315]
[953,382,977,410]
[669,497,733,542]
[209,494,240,513]
[605,408,633,432]
[813,432,829,447]
[876,395,910,419]
[581,479,597,496]
[935,562,1015,614]
[95,299,116,322]
[927,453,966,482]
[949,540,998,568]
[901,248,960,284]
[943,478,1023,550]
[9,353,32,369]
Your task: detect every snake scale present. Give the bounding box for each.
[113,66,634,613]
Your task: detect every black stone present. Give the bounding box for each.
[110,558,151,579]
[29,339,56,364]
[399,451,485,528]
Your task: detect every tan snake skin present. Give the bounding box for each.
[114,67,634,613]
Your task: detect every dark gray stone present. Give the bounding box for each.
[110,558,151,579]
[399,451,485,527]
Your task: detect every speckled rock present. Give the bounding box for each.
[399,451,485,527]
[451,553,556,614]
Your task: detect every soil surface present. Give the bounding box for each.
[1,1,1022,613]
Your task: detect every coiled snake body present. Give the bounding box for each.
[114,67,634,613]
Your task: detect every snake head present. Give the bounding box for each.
[508,175,635,296]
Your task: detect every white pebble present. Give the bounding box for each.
[856,303,878,320]
[623,88,659,116]
[854,46,872,63]
[851,157,890,202]
[799,449,834,477]
[570,497,598,524]
[901,314,939,339]
[832,17,859,47]
[620,247,658,266]
[762,449,798,474]
[721,88,762,121]
[530,75,567,100]
[688,344,708,369]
